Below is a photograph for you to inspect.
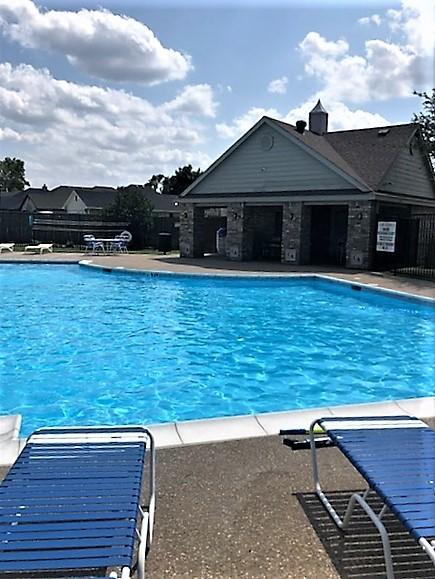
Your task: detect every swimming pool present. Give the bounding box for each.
[0,264,434,434]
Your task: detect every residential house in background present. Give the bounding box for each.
[0,185,180,248]
[179,101,435,269]
[2,185,179,217]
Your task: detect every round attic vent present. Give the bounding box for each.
[260,134,274,150]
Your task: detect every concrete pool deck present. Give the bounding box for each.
[1,408,434,578]
[1,251,434,299]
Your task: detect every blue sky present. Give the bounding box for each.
[0,0,433,187]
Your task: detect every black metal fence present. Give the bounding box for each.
[374,214,435,281]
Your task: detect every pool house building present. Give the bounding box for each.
[179,101,435,269]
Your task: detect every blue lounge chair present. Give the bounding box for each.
[0,425,155,578]
[309,415,435,579]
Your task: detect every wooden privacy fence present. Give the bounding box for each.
[32,213,130,246]
[0,211,33,243]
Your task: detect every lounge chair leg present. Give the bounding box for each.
[379,504,388,520]
[146,428,156,551]
[343,493,395,579]
[419,538,435,565]
[309,419,346,529]
[137,512,149,579]
[310,420,395,578]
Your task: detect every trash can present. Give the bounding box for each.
[216,228,226,256]
[157,232,172,254]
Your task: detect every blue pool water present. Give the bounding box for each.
[0,264,434,435]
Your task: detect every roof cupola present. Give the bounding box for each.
[309,99,328,135]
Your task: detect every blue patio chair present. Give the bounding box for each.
[0,425,155,578]
[307,415,435,578]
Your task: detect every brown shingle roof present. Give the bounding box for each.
[269,118,418,191]
[325,124,417,190]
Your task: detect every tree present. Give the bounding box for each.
[413,89,435,168]
[146,164,202,195]
[146,173,166,193]
[103,186,153,249]
[0,157,30,191]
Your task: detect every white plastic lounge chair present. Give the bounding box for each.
[0,243,14,253]
[0,425,155,578]
[305,415,435,579]
[24,243,54,254]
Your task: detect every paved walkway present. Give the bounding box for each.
[2,251,434,298]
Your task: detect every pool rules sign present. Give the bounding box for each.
[376,221,397,252]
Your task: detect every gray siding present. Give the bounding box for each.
[189,124,356,196]
[380,140,435,200]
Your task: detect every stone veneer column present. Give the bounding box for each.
[225,203,253,261]
[281,202,307,264]
[179,203,206,258]
[346,201,377,269]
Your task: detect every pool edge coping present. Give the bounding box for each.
[146,396,435,448]
[79,260,435,305]
[2,396,433,463]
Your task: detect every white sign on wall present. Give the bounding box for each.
[376,221,397,253]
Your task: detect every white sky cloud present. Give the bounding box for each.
[0,0,192,84]
[386,0,434,59]
[267,76,288,94]
[298,1,433,104]
[0,0,429,187]
[299,31,423,103]
[216,106,280,139]
[163,84,217,117]
[283,98,390,131]
[215,98,390,142]
[0,63,214,186]
[358,14,382,26]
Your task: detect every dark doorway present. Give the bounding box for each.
[251,206,283,261]
[203,209,226,254]
[310,205,348,266]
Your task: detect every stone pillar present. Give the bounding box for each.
[281,202,309,264]
[346,201,377,269]
[179,203,205,258]
[225,203,253,261]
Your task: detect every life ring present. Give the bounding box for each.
[120,230,132,242]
